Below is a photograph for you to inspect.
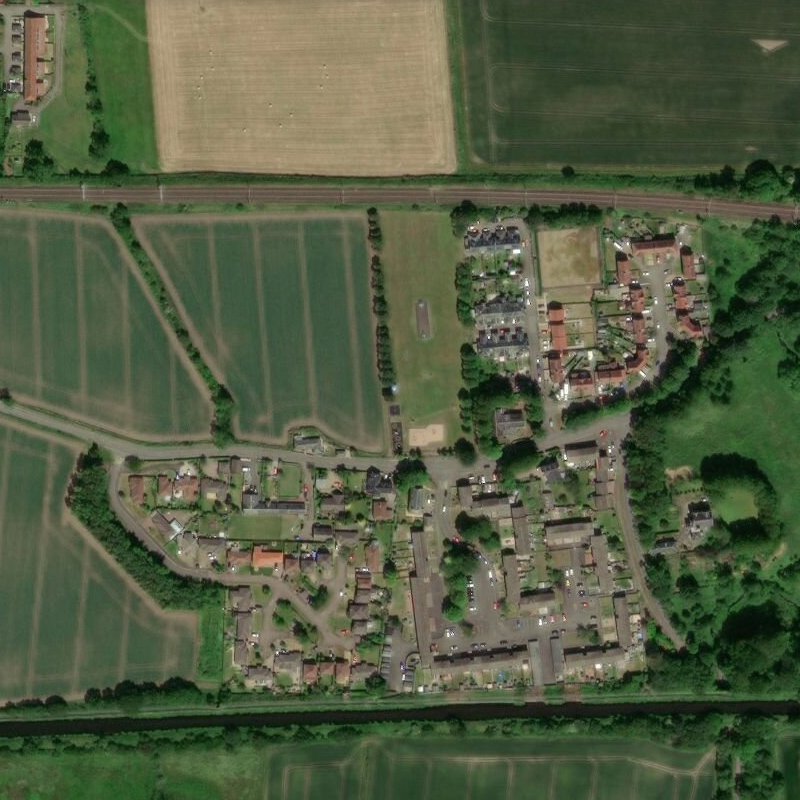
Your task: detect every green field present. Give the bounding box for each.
[780,737,800,799]
[0,420,198,700]
[0,736,715,799]
[0,212,211,439]
[453,0,800,169]
[83,0,159,171]
[227,515,298,541]
[136,214,384,450]
[382,211,468,442]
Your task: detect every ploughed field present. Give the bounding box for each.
[135,214,384,450]
[454,0,800,168]
[0,212,211,440]
[146,0,456,175]
[0,420,198,701]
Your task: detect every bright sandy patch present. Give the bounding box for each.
[146,0,456,176]
[409,424,445,447]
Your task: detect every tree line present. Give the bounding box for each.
[366,208,396,398]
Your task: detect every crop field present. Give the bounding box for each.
[84,0,159,171]
[382,211,468,443]
[453,0,800,168]
[146,0,456,175]
[262,737,715,800]
[0,736,715,799]
[135,213,384,450]
[0,212,211,440]
[0,419,198,701]
[538,227,601,293]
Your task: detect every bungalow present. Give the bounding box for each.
[273,651,303,686]
[334,528,361,548]
[226,548,251,572]
[407,487,426,518]
[303,662,319,686]
[365,466,394,497]
[318,660,336,682]
[244,666,273,688]
[128,475,147,506]
[201,478,228,502]
[319,493,346,517]
[229,586,253,612]
[347,603,370,621]
[293,433,323,454]
[365,541,382,574]
[283,554,301,577]
[173,475,199,504]
[350,663,379,685]
[235,612,253,643]
[251,546,284,573]
[196,536,227,565]
[157,475,173,504]
[335,660,351,686]
[677,311,704,339]
[151,511,173,537]
[311,522,334,541]
[233,640,249,669]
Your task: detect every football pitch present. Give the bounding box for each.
[453,0,800,169]
[265,737,715,800]
[135,213,384,451]
[0,419,198,701]
[0,211,211,440]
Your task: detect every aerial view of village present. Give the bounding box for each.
[0,0,799,798]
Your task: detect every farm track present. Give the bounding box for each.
[0,183,796,224]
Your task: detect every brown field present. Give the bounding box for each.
[538,227,602,294]
[146,0,456,176]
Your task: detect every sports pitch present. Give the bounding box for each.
[135,214,384,451]
[0,419,198,701]
[263,737,715,800]
[454,0,800,168]
[0,212,211,440]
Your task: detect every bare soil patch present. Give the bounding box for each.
[416,299,432,339]
[538,227,602,292]
[146,0,456,176]
[409,424,445,448]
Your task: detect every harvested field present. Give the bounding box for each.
[454,0,800,168]
[0,212,211,440]
[146,0,456,175]
[0,419,198,701]
[381,211,468,441]
[135,213,384,451]
[538,227,601,292]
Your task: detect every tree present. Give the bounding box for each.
[22,140,55,180]
[453,437,477,466]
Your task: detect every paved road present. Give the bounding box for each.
[0,182,797,223]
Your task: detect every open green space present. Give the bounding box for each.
[452,0,800,169]
[274,462,303,498]
[0,212,211,439]
[381,210,467,441]
[780,737,800,800]
[0,420,198,701]
[711,486,758,523]
[82,0,159,171]
[136,214,384,450]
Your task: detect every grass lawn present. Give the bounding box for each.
[381,210,468,442]
[0,420,199,701]
[136,214,384,451]
[453,0,800,169]
[0,212,211,439]
[6,7,97,173]
[275,463,303,498]
[84,0,159,171]
[711,486,758,523]
[662,329,800,548]
[227,515,298,541]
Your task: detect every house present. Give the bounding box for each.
[563,646,628,681]
[630,313,647,346]
[519,589,557,614]
[631,235,676,261]
[407,487,426,518]
[151,511,173,537]
[319,493,346,517]
[229,586,253,612]
[613,593,632,650]
[472,493,510,518]
[251,546,284,573]
[173,475,199,504]
[371,498,393,522]
[293,433,323,454]
[10,109,31,125]
[335,660,351,686]
[568,371,595,399]
[564,440,597,468]
[196,536,227,565]
[549,321,568,352]
[677,311,704,339]
[318,661,336,682]
[347,603,370,621]
[311,523,334,542]
[355,571,372,591]
[351,619,371,636]
[273,652,303,686]
[201,478,228,502]
[128,475,147,506]
[494,408,528,443]
[283,554,301,577]
[23,12,48,104]
[547,304,565,324]
[625,347,649,374]
[351,663,379,685]
[334,528,361,548]
[616,254,632,286]
[303,662,319,686]
[365,541,382,574]
[686,501,714,538]
[503,552,521,604]
[157,475,173,504]
[544,518,594,548]
[235,612,253,643]
[354,588,372,605]
[595,362,626,388]
[244,666,273,688]
[233,640,249,669]
[628,283,646,314]
[457,483,473,510]
[548,353,566,385]
[680,246,697,280]
[226,548,251,572]
[365,467,394,497]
